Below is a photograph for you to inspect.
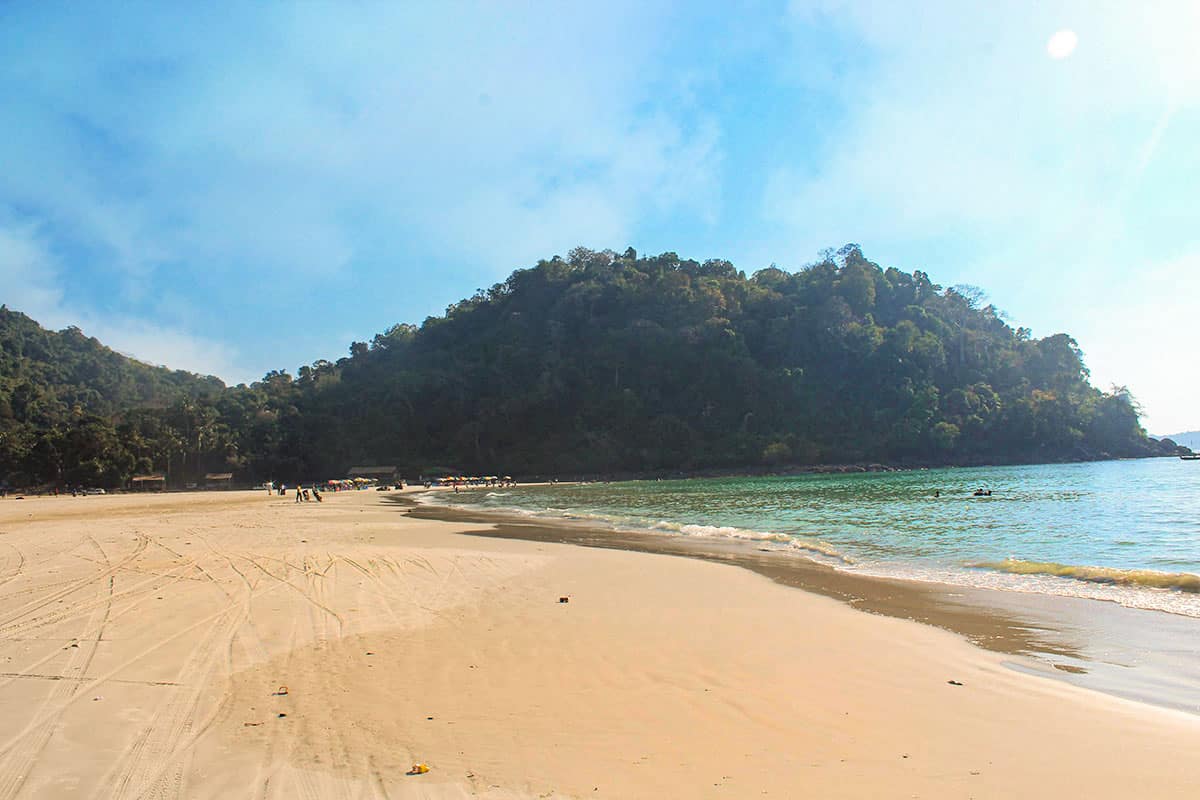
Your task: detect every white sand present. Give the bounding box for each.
[0,489,1197,799]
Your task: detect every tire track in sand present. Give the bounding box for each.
[98,533,317,800]
[92,529,267,800]
[0,555,200,699]
[0,534,148,634]
[0,536,120,799]
[98,595,245,800]
[0,541,25,590]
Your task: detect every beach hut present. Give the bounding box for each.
[131,474,166,492]
[204,472,234,490]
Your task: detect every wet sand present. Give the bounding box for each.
[0,489,1198,798]
[402,493,1200,714]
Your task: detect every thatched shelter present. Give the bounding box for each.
[131,474,166,492]
[204,472,234,489]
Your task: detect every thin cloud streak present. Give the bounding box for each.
[0,218,247,382]
[0,2,722,381]
[1,2,1197,431]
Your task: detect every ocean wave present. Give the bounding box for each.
[835,561,1200,618]
[416,491,853,564]
[787,539,855,564]
[649,521,853,564]
[972,559,1200,593]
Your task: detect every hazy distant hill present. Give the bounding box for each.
[1157,431,1200,450]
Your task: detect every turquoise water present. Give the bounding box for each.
[424,458,1200,615]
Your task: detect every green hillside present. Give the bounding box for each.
[285,246,1180,476]
[0,306,225,487]
[0,247,1186,488]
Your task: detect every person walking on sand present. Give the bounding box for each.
[295,485,303,504]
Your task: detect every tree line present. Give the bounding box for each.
[0,246,1188,489]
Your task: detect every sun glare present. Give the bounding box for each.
[1047,29,1078,59]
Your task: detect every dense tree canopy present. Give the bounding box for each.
[0,247,1186,488]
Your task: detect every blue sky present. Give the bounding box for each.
[1,1,1197,433]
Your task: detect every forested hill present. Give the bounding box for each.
[301,246,1180,475]
[0,306,225,486]
[0,308,225,414]
[0,247,1187,488]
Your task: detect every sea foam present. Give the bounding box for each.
[420,492,854,564]
[973,559,1200,593]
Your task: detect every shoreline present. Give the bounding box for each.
[397,489,1200,715]
[449,452,1190,485]
[5,453,1189,499]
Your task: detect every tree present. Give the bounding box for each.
[0,246,1166,485]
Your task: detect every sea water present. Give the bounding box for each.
[424,458,1200,617]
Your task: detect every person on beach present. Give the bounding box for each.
[312,486,323,502]
[295,485,303,503]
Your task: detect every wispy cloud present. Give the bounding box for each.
[768,0,1200,243]
[3,4,720,274]
[0,220,65,318]
[0,2,722,378]
[758,0,1200,431]
[0,218,247,381]
[1,2,1197,430]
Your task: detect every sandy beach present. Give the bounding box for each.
[0,489,1198,799]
